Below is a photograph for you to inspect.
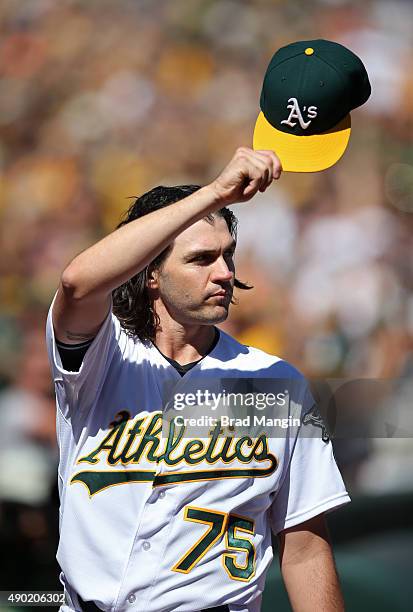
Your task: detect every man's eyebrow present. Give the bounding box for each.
[183,240,236,261]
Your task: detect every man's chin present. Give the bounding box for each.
[208,304,230,323]
[197,304,230,324]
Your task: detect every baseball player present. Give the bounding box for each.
[46,146,350,612]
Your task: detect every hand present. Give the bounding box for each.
[209,147,282,206]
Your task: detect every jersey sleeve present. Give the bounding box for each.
[270,388,350,534]
[45,290,119,417]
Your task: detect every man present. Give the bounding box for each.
[46,147,350,612]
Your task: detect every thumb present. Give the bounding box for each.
[242,177,261,199]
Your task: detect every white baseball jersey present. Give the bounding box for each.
[46,291,350,612]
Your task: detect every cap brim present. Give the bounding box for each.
[253,112,351,172]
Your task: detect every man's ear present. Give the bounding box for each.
[146,266,159,289]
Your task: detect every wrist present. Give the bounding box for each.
[197,183,227,211]
[172,184,228,227]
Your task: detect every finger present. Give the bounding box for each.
[242,176,261,199]
[239,156,270,192]
[244,150,279,184]
[253,149,282,179]
[256,150,282,180]
[249,154,273,187]
[258,167,270,192]
[253,164,270,192]
[235,148,277,194]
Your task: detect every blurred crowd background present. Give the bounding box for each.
[0,0,412,609]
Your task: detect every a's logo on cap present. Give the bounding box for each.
[280,98,318,130]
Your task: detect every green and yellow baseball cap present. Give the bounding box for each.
[253,39,371,172]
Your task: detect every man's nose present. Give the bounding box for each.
[211,256,234,282]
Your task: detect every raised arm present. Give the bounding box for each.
[278,514,345,612]
[53,148,281,343]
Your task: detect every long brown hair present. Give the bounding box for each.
[112,185,251,342]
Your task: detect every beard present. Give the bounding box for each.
[155,283,233,327]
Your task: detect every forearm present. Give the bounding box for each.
[62,185,220,299]
[280,542,344,612]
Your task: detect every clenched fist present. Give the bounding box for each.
[209,147,282,206]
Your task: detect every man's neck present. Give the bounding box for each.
[153,322,217,366]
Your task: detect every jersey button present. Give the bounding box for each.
[159,491,166,499]
[142,540,151,551]
[127,593,136,604]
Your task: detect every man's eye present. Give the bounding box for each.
[193,255,213,264]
